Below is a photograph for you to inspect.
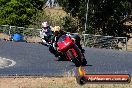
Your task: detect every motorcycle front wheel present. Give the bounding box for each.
[67,50,81,67]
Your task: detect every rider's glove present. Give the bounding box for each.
[46,43,51,47]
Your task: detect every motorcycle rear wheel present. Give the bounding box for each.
[82,58,87,66]
[80,53,87,66]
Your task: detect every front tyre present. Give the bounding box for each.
[67,50,81,67]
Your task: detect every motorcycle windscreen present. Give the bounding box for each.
[57,35,72,51]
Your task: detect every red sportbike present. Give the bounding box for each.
[57,34,87,67]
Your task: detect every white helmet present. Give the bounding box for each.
[42,21,49,28]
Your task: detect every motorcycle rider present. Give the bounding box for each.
[39,21,53,46]
[50,26,85,60]
[40,22,61,59]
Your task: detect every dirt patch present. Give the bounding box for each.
[0,77,132,88]
[25,36,42,43]
[0,77,76,88]
[43,7,67,26]
[44,7,67,18]
[0,33,10,40]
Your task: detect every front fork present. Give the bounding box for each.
[66,44,84,61]
[66,49,77,61]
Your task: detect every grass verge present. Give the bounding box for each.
[0,77,132,88]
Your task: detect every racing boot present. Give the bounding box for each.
[57,56,63,61]
[57,54,68,61]
[81,49,85,53]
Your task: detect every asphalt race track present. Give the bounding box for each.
[0,40,132,76]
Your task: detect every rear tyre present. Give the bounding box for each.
[82,58,87,66]
[67,50,81,67]
[81,53,87,66]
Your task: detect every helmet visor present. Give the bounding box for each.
[42,27,48,29]
[42,27,48,32]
